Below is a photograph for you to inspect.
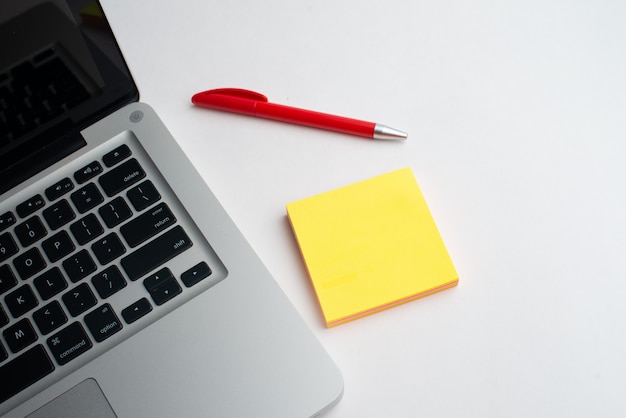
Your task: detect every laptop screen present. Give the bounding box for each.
[0,0,138,195]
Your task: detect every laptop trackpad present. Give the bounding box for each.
[27,379,117,418]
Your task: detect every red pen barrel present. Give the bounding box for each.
[192,92,258,116]
[192,89,388,139]
[255,102,375,138]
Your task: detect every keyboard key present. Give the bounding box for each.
[99,158,146,197]
[127,180,160,211]
[45,177,74,201]
[98,196,132,228]
[62,250,97,283]
[92,265,126,299]
[70,213,104,245]
[120,202,176,248]
[143,268,181,306]
[121,225,192,281]
[0,232,18,263]
[0,211,16,232]
[0,341,6,362]
[3,318,37,353]
[0,305,8,327]
[42,199,75,230]
[62,283,97,317]
[13,247,46,280]
[16,194,45,218]
[4,284,39,318]
[181,262,212,287]
[103,144,131,167]
[14,216,47,247]
[74,161,103,184]
[33,267,68,300]
[0,345,55,403]
[84,304,122,342]
[91,233,126,265]
[47,322,92,365]
[0,264,17,295]
[33,300,68,335]
[42,231,75,263]
[122,298,152,324]
[71,183,103,214]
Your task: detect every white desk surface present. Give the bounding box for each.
[102,1,626,416]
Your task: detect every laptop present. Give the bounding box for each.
[0,1,343,416]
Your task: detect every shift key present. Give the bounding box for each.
[120,226,192,281]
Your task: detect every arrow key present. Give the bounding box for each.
[181,262,211,288]
[121,297,152,324]
[143,268,181,306]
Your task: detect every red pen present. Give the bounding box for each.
[191,88,407,140]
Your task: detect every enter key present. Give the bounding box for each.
[120,202,176,248]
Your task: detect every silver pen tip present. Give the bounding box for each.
[373,124,408,140]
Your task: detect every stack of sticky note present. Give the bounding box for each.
[286,167,458,327]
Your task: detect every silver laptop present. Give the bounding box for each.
[0,1,343,416]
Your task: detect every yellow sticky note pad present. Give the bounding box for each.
[286,167,458,327]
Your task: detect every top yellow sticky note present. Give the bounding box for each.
[286,167,458,327]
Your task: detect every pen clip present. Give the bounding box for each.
[192,88,268,103]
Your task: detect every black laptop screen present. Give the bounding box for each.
[0,0,138,195]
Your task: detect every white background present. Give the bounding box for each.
[102,1,626,416]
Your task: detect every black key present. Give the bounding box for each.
[45,177,74,201]
[181,262,212,287]
[0,345,55,403]
[122,298,152,324]
[47,322,92,365]
[33,300,67,335]
[42,199,75,230]
[91,233,126,265]
[3,318,37,353]
[143,268,181,306]
[71,183,104,214]
[16,194,45,218]
[0,232,18,263]
[33,47,55,62]
[84,304,122,342]
[92,265,126,299]
[62,283,97,317]
[98,196,132,228]
[4,284,38,318]
[62,250,96,283]
[98,158,146,197]
[121,225,192,281]
[0,264,17,295]
[0,211,16,232]
[13,247,46,280]
[42,230,75,263]
[0,341,6,362]
[74,161,103,184]
[33,267,68,300]
[70,214,104,245]
[0,305,7,327]
[11,61,34,79]
[103,144,131,167]
[127,180,160,211]
[14,216,47,247]
[120,202,176,248]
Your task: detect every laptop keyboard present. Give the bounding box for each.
[0,140,225,405]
